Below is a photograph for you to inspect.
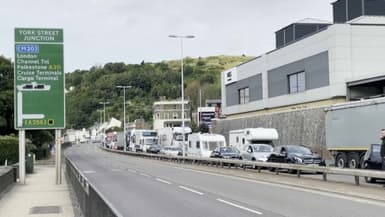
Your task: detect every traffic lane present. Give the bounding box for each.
[66,148,282,217]
[100,152,385,217]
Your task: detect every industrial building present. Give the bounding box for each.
[216,0,385,158]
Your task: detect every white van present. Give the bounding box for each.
[187,133,226,158]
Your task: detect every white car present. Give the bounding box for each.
[160,146,182,156]
[240,144,273,162]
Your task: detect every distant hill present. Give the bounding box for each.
[65,55,253,128]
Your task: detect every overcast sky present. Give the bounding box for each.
[0,0,334,73]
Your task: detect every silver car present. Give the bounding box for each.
[240,144,273,162]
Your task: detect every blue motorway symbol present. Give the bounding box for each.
[16,44,39,53]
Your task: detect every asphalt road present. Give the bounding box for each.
[66,143,385,217]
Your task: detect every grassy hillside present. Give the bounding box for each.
[65,55,253,128]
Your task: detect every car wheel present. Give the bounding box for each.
[335,153,347,168]
[348,152,360,169]
[363,162,377,183]
[288,169,297,174]
[268,167,276,172]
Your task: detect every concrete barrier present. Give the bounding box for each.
[0,166,16,196]
[65,157,123,217]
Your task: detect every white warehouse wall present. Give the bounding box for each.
[222,19,385,116]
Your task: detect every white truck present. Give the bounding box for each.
[157,127,192,148]
[325,97,385,168]
[229,128,279,151]
[129,129,158,152]
[187,133,226,158]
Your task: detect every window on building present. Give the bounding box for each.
[288,71,305,93]
[189,141,192,148]
[238,87,249,104]
[173,112,178,119]
[196,141,200,149]
[155,113,160,119]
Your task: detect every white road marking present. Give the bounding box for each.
[178,186,204,195]
[155,178,172,185]
[216,198,262,215]
[166,165,385,207]
[83,170,95,174]
[126,169,137,173]
[140,173,151,178]
[111,168,121,172]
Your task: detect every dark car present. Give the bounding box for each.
[361,144,384,183]
[267,145,326,173]
[147,144,161,154]
[210,146,241,159]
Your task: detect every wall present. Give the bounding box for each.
[267,51,329,98]
[225,74,262,106]
[212,107,329,157]
[0,167,16,196]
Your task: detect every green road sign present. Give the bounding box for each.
[14,28,65,129]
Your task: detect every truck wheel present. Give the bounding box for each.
[348,152,360,169]
[335,153,347,168]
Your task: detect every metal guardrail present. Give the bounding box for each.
[101,146,385,186]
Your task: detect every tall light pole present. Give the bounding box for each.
[99,101,110,145]
[117,85,132,152]
[97,109,103,139]
[169,34,195,156]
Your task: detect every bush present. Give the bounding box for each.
[0,135,18,165]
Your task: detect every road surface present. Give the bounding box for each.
[66,143,385,217]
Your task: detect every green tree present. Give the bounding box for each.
[0,56,15,135]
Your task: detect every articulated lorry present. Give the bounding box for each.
[325,97,385,168]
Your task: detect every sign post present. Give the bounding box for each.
[14,28,65,184]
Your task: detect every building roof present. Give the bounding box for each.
[275,18,331,33]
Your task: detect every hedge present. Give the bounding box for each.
[0,135,18,165]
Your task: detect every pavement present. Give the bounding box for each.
[0,164,75,217]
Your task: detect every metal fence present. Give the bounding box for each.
[65,157,122,217]
[101,146,385,186]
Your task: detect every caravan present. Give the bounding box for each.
[157,127,192,148]
[187,133,226,158]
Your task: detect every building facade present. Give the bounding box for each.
[215,1,385,158]
[153,100,191,130]
[221,15,385,119]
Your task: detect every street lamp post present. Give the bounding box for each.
[169,34,195,156]
[99,101,110,146]
[117,85,132,152]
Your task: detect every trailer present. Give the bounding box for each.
[325,97,385,168]
[187,133,226,158]
[229,128,279,152]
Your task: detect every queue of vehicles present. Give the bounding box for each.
[101,97,385,183]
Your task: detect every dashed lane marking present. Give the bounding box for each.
[178,186,204,195]
[140,173,151,178]
[216,198,263,215]
[155,178,172,185]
